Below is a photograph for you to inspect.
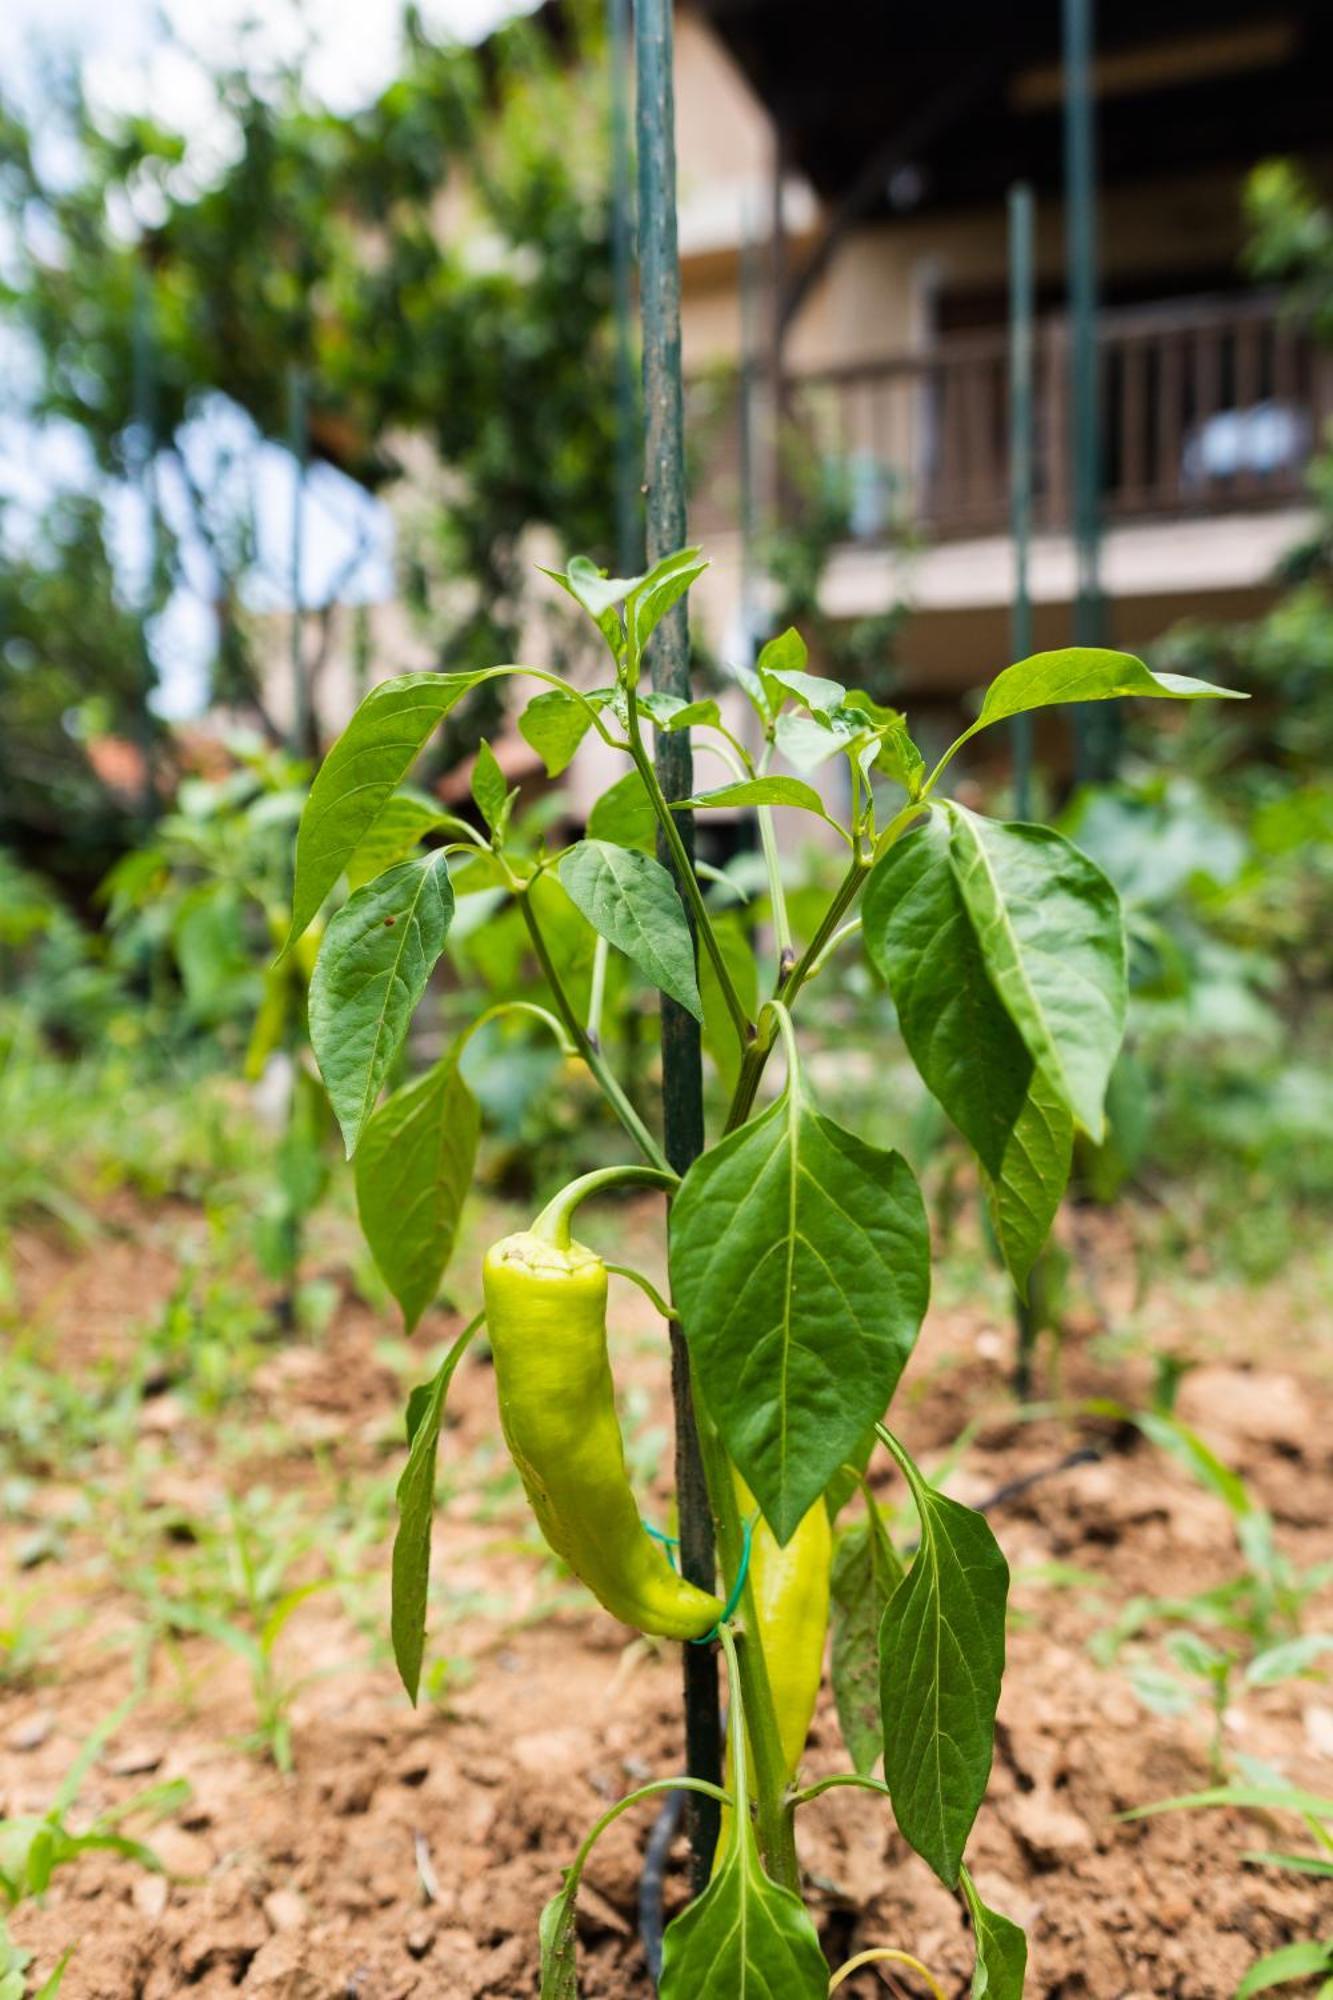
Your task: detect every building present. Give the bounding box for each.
[671,0,1332,719]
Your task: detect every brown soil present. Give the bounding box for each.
[3,1198,1331,1999]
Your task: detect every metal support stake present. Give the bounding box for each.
[634,0,723,1892]
[608,0,641,575]
[1009,183,1036,821]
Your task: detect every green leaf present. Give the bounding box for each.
[627,548,708,659]
[1246,1635,1333,1688]
[1123,1782,1333,1823]
[345,792,445,890]
[391,1321,479,1703]
[700,911,760,1095]
[864,812,1033,1177]
[775,711,848,772]
[831,1506,903,1776]
[309,852,456,1155]
[946,804,1126,1141]
[968,646,1246,741]
[961,1865,1028,2000]
[981,1065,1074,1294]
[879,1433,1009,1886]
[765,667,847,717]
[587,769,656,851]
[658,1803,828,1999]
[684,777,831,818]
[559,839,703,1020]
[1236,1941,1333,1998]
[670,1090,930,1543]
[471,740,509,831]
[355,1053,480,1332]
[641,691,723,732]
[559,554,638,620]
[538,1879,579,2000]
[288,670,482,944]
[519,687,599,777]
[755,627,808,703]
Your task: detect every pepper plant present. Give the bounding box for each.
[287,549,1240,1995]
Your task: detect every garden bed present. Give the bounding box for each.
[3,1197,1331,1998]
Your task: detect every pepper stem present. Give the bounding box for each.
[531,1165,679,1250]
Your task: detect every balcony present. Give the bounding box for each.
[691,293,1330,547]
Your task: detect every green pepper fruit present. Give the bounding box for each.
[483,1223,723,1643]
[716,1469,832,1867]
[739,1468,832,1778]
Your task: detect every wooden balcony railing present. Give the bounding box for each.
[689,293,1331,544]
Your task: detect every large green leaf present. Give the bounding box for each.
[658,1804,828,1999]
[309,852,455,1155]
[670,1088,930,1543]
[864,812,1033,1177]
[981,1065,1073,1294]
[355,1053,479,1332]
[288,670,482,944]
[965,647,1244,743]
[391,1320,479,1703]
[946,805,1126,1140]
[559,839,702,1020]
[879,1434,1009,1887]
[831,1505,903,1776]
[962,1866,1028,1999]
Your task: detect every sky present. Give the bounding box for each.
[0,0,536,718]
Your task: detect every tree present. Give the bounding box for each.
[0,4,618,769]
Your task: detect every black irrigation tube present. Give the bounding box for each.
[635,1441,1107,1986]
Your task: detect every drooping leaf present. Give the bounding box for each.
[355,1053,480,1332]
[309,852,455,1155]
[559,839,702,1020]
[879,1435,1009,1887]
[765,666,847,717]
[981,1065,1074,1294]
[520,687,600,777]
[288,670,483,944]
[587,768,656,851]
[670,1088,930,1543]
[391,1320,479,1704]
[684,777,831,818]
[946,805,1126,1140]
[961,1866,1028,2000]
[471,740,509,831]
[966,647,1245,744]
[658,1801,828,1999]
[345,792,446,890]
[863,812,1033,1176]
[641,691,723,732]
[831,1506,903,1776]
